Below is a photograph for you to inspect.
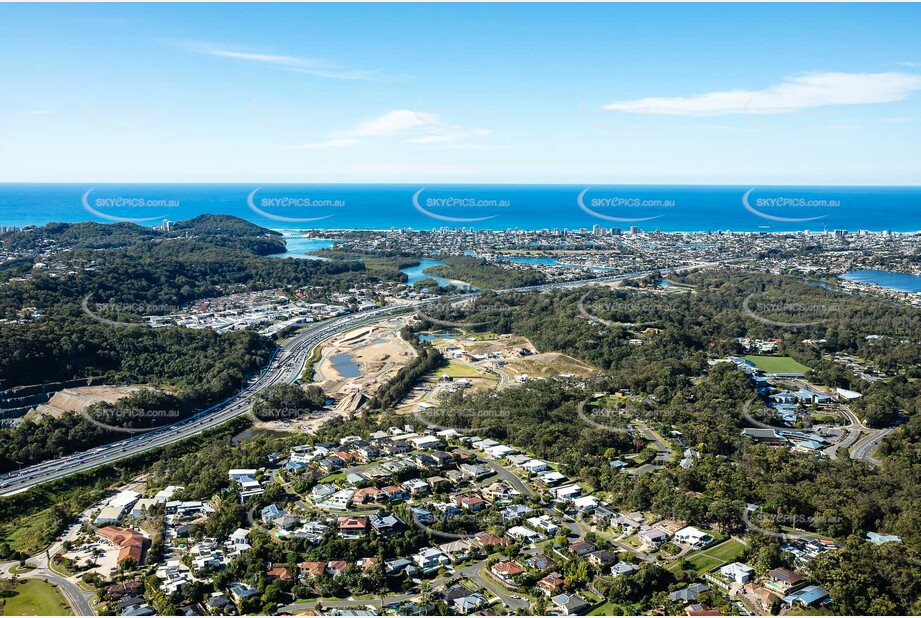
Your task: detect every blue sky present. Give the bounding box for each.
[0,3,919,184]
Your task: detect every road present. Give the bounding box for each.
[627,421,674,476]
[849,427,893,465]
[0,521,97,616]
[0,263,714,497]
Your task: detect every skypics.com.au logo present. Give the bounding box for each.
[82,188,179,223]
[577,188,675,224]
[742,187,840,224]
[742,292,838,328]
[414,300,505,329]
[412,188,510,223]
[247,188,345,223]
[82,294,180,328]
[576,291,668,328]
[81,406,181,435]
[413,406,510,434]
[743,506,841,540]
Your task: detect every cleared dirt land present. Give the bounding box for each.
[254,318,418,434]
[27,385,153,420]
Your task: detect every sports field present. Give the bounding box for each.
[744,355,810,375]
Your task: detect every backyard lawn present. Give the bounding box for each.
[668,538,747,574]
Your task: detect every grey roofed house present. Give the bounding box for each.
[260,504,285,524]
[551,593,590,615]
[205,593,233,610]
[273,514,300,530]
[116,596,146,611]
[369,511,406,534]
[346,472,368,485]
[452,592,488,614]
[587,549,618,567]
[384,557,416,576]
[611,561,639,577]
[668,583,710,603]
[122,606,156,617]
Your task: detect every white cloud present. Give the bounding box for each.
[347,110,441,137]
[604,71,921,116]
[286,109,490,150]
[284,138,360,150]
[186,44,373,80]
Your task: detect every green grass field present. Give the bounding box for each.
[436,361,486,379]
[667,538,747,574]
[705,538,747,561]
[1,580,72,616]
[589,601,630,615]
[743,355,810,375]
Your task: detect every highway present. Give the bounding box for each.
[0,305,412,497]
[0,264,704,497]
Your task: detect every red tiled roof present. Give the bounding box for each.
[96,526,145,564]
[492,561,525,577]
[300,561,326,577]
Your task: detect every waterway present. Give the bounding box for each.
[840,269,921,293]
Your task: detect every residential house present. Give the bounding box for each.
[551,593,589,616]
[336,516,368,539]
[720,562,754,584]
[526,515,560,536]
[457,494,488,512]
[782,585,831,609]
[473,531,510,549]
[668,584,710,604]
[368,512,406,536]
[568,540,596,557]
[639,528,669,550]
[326,560,350,578]
[765,567,806,593]
[507,525,543,544]
[414,547,451,573]
[300,561,326,579]
[490,561,525,586]
[438,539,477,563]
[611,561,639,577]
[674,526,713,548]
[538,572,565,597]
[587,549,618,569]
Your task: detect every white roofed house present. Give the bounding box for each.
[521,459,550,473]
[550,484,582,501]
[721,562,755,584]
[526,515,560,536]
[572,495,599,512]
[507,525,543,544]
[414,547,451,573]
[537,470,567,485]
[674,525,713,548]
[485,444,517,459]
[411,435,444,450]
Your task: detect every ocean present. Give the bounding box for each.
[0,183,919,233]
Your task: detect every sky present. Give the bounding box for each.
[0,3,920,185]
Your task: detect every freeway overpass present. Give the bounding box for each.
[0,265,697,496]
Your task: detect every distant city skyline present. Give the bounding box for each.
[1,3,920,184]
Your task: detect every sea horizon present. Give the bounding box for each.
[1,183,919,233]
